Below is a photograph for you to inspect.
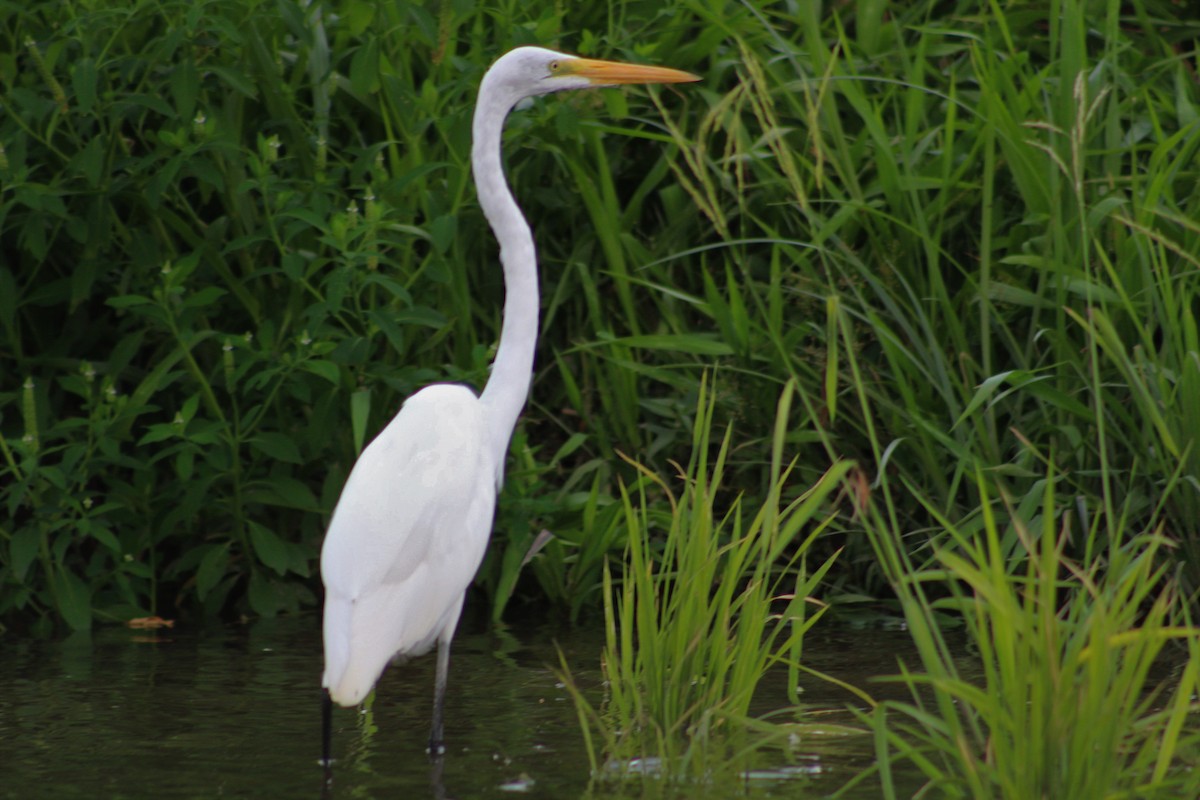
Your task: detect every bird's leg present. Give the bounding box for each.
[321,688,333,767]
[429,748,448,800]
[428,637,451,756]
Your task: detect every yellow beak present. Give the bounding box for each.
[565,57,700,85]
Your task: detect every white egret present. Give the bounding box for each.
[320,46,698,760]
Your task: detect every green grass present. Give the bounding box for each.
[0,0,719,629]
[3,3,1200,792]
[658,0,1198,672]
[0,0,1192,625]
[847,466,1200,798]
[560,376,848,780]
[4,0,1200,793]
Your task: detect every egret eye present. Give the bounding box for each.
[549,60,560,72]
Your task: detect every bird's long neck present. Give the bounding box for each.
[472,86,539,481]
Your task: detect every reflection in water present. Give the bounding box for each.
[0,615,920,798]
[429,754,447,800]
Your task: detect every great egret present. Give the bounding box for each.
[320,46,698,760]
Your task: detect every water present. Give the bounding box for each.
[0,614,924,798]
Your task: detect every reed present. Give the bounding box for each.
[562,376,848,779]
[847,465,1200,799]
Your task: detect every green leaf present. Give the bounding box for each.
[246,570,280,617]
[600,87,630,120]
[138,423,178,445]
[124,92,173,116]
[351,389,371,455]
[175,448,195,480]
[85,524,122,556]
[71,57,98,114]
[171,48,198,121]
[429,214,457,254]
[987,282,1057,310]
[349,38,380,97]
[302,360,341,385]
[247,477,318,510]
[603,334,735,356]
[208,65,257,99]
[106,294,153,309]
[276,208,330,233]
[343,0,376,36]
[249,432,302,464]
[392,306,448,328]
[490,536,529,623]
[550,432,588,468]
[0,268,16,330]
[182,286,227,308]
[54,569,92,631]
[196,543,230,600]
[10,527,40,583]
[955,370,1023,429]
[368,309,407,355]
[73,136,105,188]
[249,521,290,575]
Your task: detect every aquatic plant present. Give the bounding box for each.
[561,377,849,779]
[846,466,1200,799]
[3,0,1198,698]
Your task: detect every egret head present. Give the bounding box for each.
[482,46,699,105]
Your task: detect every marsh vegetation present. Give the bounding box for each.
[3,0,1199,796]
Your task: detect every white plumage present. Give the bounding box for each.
[319,46,698,756]
[321,385,495,706]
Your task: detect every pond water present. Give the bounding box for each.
[0,613,926,798]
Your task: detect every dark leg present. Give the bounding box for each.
[428,637,450,755]
[321,689,333,766]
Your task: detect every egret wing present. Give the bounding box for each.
[320,384,496,597]
[320,384,498,704]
